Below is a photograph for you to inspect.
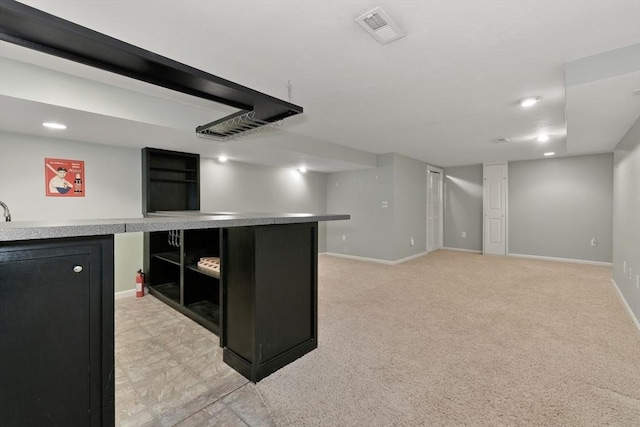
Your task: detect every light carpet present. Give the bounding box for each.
[256,250,640,426]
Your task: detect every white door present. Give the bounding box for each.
[483,163,507,255]
[427,167,443,253]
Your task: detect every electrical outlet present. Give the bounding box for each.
[381,201,388,208]
[342,235,346,242]
[461,231,467,238]
[623,261,626,273]
[410,236,414,246]
[590,237,597,247]
[629,267,633,279]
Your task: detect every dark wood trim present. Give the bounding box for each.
[0,0,303,123]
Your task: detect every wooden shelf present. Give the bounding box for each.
[149,282,181,305]
[150,166,197,173]
[185,300,220,334]
[143,148,200,213]
[150,178,198,183]
[186,264,220,279]
[152,252,180,266]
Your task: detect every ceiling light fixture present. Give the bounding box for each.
[520,96,542,108]
[42,122,67,130]
[537,134,550,142]
[298,167,307,173]
[218,155,228,163]
[544,152,555,156]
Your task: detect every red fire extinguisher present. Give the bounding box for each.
[136,269,145,298]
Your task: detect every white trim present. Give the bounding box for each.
[611,279,640,332]
[318,251,327,255]
[508,253,612,267]
[427,165,444,253]
[442,247,482,254]
[325,251,428,265]
[114,289,136,299]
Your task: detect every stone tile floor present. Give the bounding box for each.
[115,296,275,426]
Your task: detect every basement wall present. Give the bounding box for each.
[326,153,429,263]
[612,118,640,326]
[0,132,329,291]
[443,154,614,263]
[509,153,613,263]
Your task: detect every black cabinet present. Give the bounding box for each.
[222,223,318,382]
[142,147,200,213]
[145,222,319,383]
[0,236,114,427]
[145,229,221,334]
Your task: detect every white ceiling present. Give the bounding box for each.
[1,0,639,171]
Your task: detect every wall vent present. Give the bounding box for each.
[354,7,405,45]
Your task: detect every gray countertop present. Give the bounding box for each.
[0,212,350,242]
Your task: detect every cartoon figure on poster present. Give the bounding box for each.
[45,158,85,197]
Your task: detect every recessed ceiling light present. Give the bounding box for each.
[544,152,555,156]
[298,167,307,173]
[42,122,67,130]
[537,134,550,142]
[520,96,542,108]
[218,155,228,163]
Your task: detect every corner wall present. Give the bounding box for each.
[326,153,428,262]
[509,153,613,263]
[442,155,614,263]
[612,118,640,325]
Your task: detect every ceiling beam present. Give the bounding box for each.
[0,0,303,126]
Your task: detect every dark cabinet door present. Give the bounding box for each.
[0,237,114,427]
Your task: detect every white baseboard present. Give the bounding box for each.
[324,251,427,265]
[114,289,136,299]
[442,247,482,254]
[508,253,612,267]
[611,279,640,333]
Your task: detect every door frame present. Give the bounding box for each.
[482,162,508,255]
[427,165,444,253]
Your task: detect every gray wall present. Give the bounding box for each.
[393,154,428,259]
[0,132,330,290]
[326,154,394,260]
[326,153,428,262]
[443,164,483,251]
[612,118,640,324]
[509,153,613,262]
[0,131,144,293]
[199,157,328,252]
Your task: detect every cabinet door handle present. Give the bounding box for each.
[73,265,83,273]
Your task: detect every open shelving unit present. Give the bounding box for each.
[146,228,222,334]
[142,147,200,213]
[143,147,222,334]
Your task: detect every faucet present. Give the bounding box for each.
[0,200,11,222]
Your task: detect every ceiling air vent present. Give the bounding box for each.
[355,7,405,45]
[494,138,511,144]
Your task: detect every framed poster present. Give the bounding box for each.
[45,158,85,197]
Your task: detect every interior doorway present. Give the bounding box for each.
[427,166,444,253]
[483,163,508,255]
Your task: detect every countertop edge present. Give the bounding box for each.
[0,214,350,241]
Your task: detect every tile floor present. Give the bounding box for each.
[115,296,275,427]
